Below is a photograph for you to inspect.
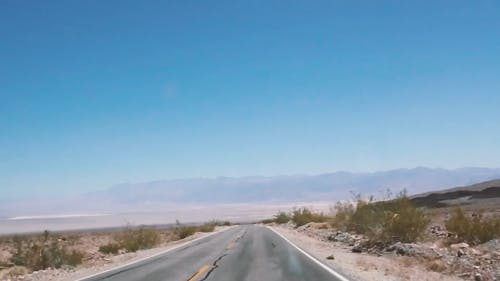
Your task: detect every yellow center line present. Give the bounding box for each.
[187,265,210,281]
[226,242,235,249]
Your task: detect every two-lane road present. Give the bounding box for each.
[80,225,348,281]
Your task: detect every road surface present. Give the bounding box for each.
[80,225,348,281]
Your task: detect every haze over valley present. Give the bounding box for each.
[2,167,500,234]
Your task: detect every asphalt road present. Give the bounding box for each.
[80,225,347,281]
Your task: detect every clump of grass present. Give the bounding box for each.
[425,259,447,272]
[98,242,122,255]
[10,231,84,271]
[445,207,500,245]
[291,207,328,227]
[115,227,161,253]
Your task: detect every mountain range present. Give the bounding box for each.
[3,167,500,217]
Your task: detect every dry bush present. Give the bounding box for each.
[197,223,215,233]
[347,194,430,244]
[10,232,84,271]
[317,223,329,229]
[291,207,328,227]
[445,207,500,244]
[98,242,121,255]
[0,266,29,279]
[260,218,275,224]
[425,259,447,272]
[175,226,197,239]
[173,221,218,240]
[115,227,161,253]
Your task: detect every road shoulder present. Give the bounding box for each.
[269,225,461,281]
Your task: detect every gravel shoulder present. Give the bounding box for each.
[270,224,462,281]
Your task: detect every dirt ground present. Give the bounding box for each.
[270,218,499,281]
[0,226,232,281]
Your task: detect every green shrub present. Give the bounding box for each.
[274,211,291,224]
[291,207,328,227]
[346,194,430,244]
[445,207,500,244]
[378,197,430,243]
[332,202,355,230]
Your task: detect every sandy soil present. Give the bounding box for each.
[270,225,462,281]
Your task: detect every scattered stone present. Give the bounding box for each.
[457,249,466,257]
[352,245,363,253]
[450,242,469,250]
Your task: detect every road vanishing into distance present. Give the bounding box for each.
[79,225,348,281]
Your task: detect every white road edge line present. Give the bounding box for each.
[75,226,235,281]
[267,226,350,281]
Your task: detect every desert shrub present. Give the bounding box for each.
[115,227,160,252]
[10,234,84,270]
[173,221,217,240]
[274,211,291,224]
[62,249,84,267]
[332,202,355,230]
[209,220,231,226]
[378,196,430,243]
[260,218,275,224]
[175,226,197,239]
[347,194,430,244]
[291,207,328,227]
[98,242,122,254]
[445,207,500,244]
[197,223,216,233]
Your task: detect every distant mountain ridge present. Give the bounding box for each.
[2,167,500,216]
[98,167,500,205]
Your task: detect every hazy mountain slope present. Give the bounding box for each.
[3,167,500,216]
[97,167,500,205]
[411,179,500,208]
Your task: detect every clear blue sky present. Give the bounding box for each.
[1,0,499,199]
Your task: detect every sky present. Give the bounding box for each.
[1,0,500,200]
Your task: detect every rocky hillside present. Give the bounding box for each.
[411,179,500,208]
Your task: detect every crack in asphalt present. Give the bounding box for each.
[185,229,249,281]
[199,254,227,281]
[196,230,247,280]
